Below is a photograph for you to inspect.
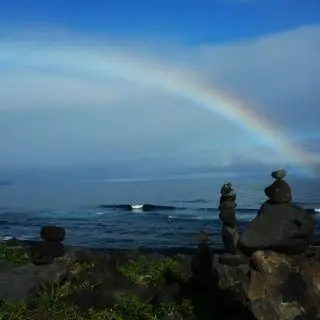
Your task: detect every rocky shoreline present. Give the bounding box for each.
[1,236,320,319]
[1,170,320,319]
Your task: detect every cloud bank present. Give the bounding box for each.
[0,24,319,172]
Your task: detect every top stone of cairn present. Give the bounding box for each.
[221,181,233,194]
[271,169,286,180]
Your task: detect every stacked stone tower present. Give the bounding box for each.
[31,226,65,265]
[238,169,316,256]
[219,182,239,255]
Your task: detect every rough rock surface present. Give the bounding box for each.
[238,201,315,255]
[264,180,292,203]
[271,169,287,180]
[31,226,66,265]
[0,260,68,303]
[246,249,320,320]
[31,241,65,265]
[41,226,66,242]
[219,182,242,264]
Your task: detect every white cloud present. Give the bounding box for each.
[0,24,319,170]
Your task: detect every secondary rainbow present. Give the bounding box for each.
[0,39,315,175]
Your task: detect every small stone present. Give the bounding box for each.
[220,192,236,204]
[41,226,66,242]
[271,169,286,180]
[221,182,233,195]
[219,201,237,211]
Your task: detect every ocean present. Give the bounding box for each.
[0,174,319,251]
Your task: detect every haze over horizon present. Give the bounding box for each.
[1,0,320,177]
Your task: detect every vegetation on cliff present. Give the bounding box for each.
[0,244,195,320]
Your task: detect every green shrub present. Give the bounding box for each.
[0,253,195,320]
[0,244,30,266]
[118,254,184,285]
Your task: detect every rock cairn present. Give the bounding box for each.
[219,182,239,255]
[238,169,316,256]
[31,226,65,265]
[191,231,214,277]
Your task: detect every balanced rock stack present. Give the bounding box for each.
[31,226,66,265]
[218,182,239,255]
[238,169,316,256]
[191,231,214,277]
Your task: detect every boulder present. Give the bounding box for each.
[31,241,65,265]
[41,226,66,242]
[264,180,292,203]
[0,260,68,303]
[246,250,320,320]
[238,201,315,256]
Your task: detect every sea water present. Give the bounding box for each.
[0,175,319,251]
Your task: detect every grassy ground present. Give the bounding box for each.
[0,243,196,320]
[0,243,30,266]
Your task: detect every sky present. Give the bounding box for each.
[0,0,320,176]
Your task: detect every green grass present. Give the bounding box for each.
[0,252,195,320]
[118,254,186,285]
[0,243,30,266]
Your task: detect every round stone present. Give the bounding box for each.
[271,169,286,180]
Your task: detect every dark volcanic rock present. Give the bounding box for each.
[0,260,67,303]
[41,226,66,242]
[219,209,237,228]
[220,181,233,194]
[264,179,292,203]
[271,169,286,180]
[219,181,240,260]
[218,253,247,266]
[191,242,213,276]
[219,201,237,211]
[238,201,315,255]
[31,241,65,265]
[221,226,240,254]
[247,250,320,320]
[220,192,236,204]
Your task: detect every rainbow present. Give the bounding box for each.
[0,39,316,175]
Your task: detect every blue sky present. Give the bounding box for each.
[1,0,320,43]
[0,0,320,174]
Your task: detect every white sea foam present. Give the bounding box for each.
[131,205,144,209]
[2,236,14,241]
[1,235,34,241]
